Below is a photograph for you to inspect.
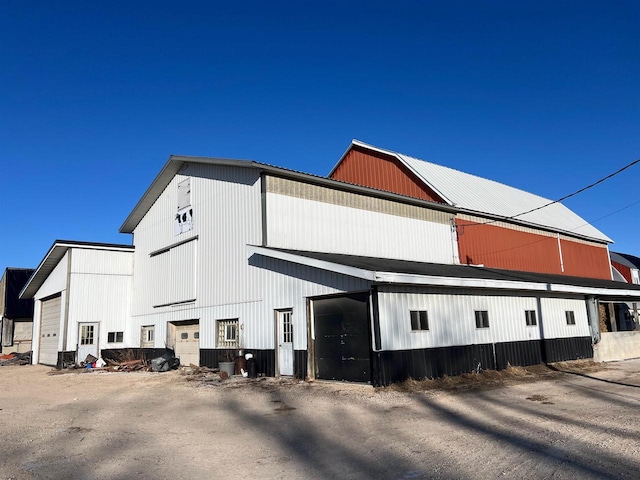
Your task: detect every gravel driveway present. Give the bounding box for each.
[1,359,640,479]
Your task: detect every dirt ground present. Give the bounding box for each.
[2,360,640,480]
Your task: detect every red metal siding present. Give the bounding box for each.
[561,240,612,280]
[331,147,446,203]
[457,220,563,274]
[457,220,612,279]
[611,260,632,283]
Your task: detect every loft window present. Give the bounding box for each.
[107,331,123,343]
[217,319,239,348]
[175,177,193,235]
[566,311,576,325]
[475,310,490,329]
[525,310,537,326]
[410,310,429,331]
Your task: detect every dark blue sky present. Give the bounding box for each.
[1,1,639,270]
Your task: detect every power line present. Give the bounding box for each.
[464,156,640,227]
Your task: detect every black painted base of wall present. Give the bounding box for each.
[101,348,173,364]
[294,350,308,380]
[200,349,276,377]
[372,336,594,386]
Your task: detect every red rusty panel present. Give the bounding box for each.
[611,260,632,283]
[561,240,612,280]
[457,219,612,279]
[331,146,446,203]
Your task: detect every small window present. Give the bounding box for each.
[108,331,124,343]
[141,326,154,348]
[194,331,199,339]
[566,311,576,325]
[217,319,239,348]
[410,310,429,331]
[525,310,537,326]
[475,310,489,329]
[181,332,189,340]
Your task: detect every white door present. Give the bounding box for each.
[39,295,61,366]
[77,322,99,364]
[277,310,294,376]
[174,323,199,366]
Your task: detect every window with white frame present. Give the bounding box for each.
[565,311,576,325]
[141,325,154,348]
[525,310,537,326]
[475,310,490,329]
[217,319,239,348]
[410,310,429,331]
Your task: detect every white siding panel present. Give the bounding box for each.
[377,286,587,351]
[71,249,133,276]
[254,256,371,349]
[131,164,262,316]
[267,193,455,263]
[33,252,68,301]
[540,297,590,339]
[149,240,196,307]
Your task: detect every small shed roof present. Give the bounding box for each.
[20,240,134,299]
[249,246,640,301]
[332,140,612,243]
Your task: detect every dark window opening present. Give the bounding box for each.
[410,310,429,331]
[475,310,490,329]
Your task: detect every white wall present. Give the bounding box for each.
[130,163,264,348]
[377,286,590,351]
[67,249,133,352]
[266,193,456,263]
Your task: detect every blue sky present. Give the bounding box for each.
[1,1,639,271]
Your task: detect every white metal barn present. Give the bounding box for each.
[21,241,134,367]
[118,153,640,385]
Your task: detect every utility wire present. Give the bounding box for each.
[464,157,640,227]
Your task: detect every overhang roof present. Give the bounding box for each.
[613,252,640,270]
[249,246,640,301]
[610,252,638,270]
[330,140,612,244]
[20,240,134,299]
[119,155,459,234]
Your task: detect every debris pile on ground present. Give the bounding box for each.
[180,364,226,384]
[0,351,31,366]
[106,358,149,372]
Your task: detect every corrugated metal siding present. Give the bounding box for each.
[266,193,456,263]
[149,240,196,306]
[253,255,371,350]
[539,297,590,339]
[39,295,62,365]
[611,260,632,283]
[71,249,133,276]
[33,252,69,301]
[131,163,263,316]
[456,219,611,279]
[457,219,563,273]
[330,147,446,203]
[377,286,589,351]
[560,239,612,280]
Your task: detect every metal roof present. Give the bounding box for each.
[613,252,640,270]
[610,252,638,270]
[20,240,134,299]
[249,246,640,301]
[342,140,612,243]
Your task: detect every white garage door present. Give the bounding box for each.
[39,295,61,366]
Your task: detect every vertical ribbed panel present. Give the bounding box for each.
[540,297,591,339]
[377,286,589,351]
[131,163,263,316]
[249,255,371,350]
[330,147,445,203]
[266,193,455,263]
[33,252,68,300]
